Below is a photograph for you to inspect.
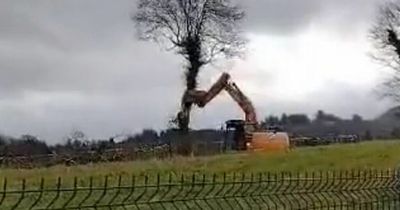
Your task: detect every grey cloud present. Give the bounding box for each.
[0,0,183,95]
[0,0,137,50]
[242,0,323,34]
[242,0,380,34]
[259,81,392,120]
[0,0,392,142]
[0,85,182,143]
[0,41,180,94]
[0,0,188,141]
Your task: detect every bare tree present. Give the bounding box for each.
[370,1,400,101]
[133,0,246,131]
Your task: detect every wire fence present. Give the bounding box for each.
[0,169,399,209]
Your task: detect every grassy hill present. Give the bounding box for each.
[1,140,400,186]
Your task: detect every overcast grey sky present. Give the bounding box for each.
[0,0,394,142]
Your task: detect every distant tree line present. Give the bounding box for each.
[0,129,164,157]
[1,107,400,167]
[261,109,400,140]
[0,128,225,168]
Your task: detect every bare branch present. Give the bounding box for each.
[133,0,246,130]
[370,0,400,101]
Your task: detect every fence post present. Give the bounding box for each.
[0,178,7,206]
[78,177,93,208]
[107,175,122,208]
[11,179,25,210]
[29,178,44,210]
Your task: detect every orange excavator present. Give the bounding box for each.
[178,72,290,152]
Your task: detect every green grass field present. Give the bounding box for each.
[1,140,400,185]
[1,141,400,209]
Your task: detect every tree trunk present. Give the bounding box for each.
[185,36,203,91]
[177,37,204,132]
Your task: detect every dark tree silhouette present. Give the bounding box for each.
[133,0,246,131]
[352,114,363,123]
[370,1,400,101]
[287,114,311,125]
[280,113,289,125]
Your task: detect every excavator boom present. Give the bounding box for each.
[184,73,230,108]
[183,73,258,125]
[224,82,258,125]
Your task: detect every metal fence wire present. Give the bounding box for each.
[0,170,400,210]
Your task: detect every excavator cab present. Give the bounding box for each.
[224,119,289,152]
[225,120,247,150]
[225,119,261,151]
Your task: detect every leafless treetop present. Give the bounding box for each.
[370,1,400,101]
[134,0,246,67]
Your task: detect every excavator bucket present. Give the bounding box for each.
[247,132,290,152]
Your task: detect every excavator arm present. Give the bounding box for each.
[224,82,258,124]
[177,72,290,152]
[181,72,258,125]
